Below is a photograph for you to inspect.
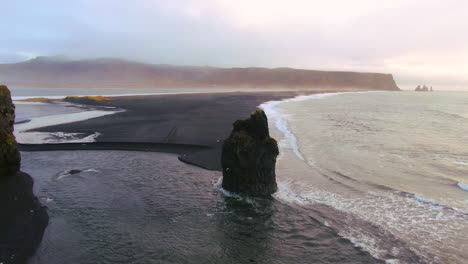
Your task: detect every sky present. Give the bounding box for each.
[2,0,467,90]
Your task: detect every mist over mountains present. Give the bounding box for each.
[0,56,400,90]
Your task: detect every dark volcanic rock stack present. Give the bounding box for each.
[0,85,21,176]
[221,109,279,196]
[415,84,433,92]
[0,85,48,264]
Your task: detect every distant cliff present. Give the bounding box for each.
[0,57,400,91]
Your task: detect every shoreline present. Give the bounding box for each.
[260,91,385,161]
[264,91,468,264]
[17,91,367,171]
[19,91,316,170]
[19,142,214,170]
[10,87,301,101]
[15,89,392,264]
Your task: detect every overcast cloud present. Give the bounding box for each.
[2,0,467,89]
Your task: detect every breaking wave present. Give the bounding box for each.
[262,91,468,264]
[259,92,348,160]
[457,182,468,192]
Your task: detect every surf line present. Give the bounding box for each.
[259,91,382,162]
[259,92,342,161]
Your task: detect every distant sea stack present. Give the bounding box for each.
[0,85,48,264]
[415,84,433,92]
[221,109,279,196]
[0,56,400,91]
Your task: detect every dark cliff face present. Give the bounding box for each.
[221,109,279,196]
[0,171,49,264]
[0,85,49,263]
[0,57,400,91]
[0,85,21,177]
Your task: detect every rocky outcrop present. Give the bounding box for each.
[0,85,48,264]
[415,84,433,92]
[0,85,21,177]
[221,109,279,196]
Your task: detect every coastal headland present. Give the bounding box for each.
[1,57,400,91]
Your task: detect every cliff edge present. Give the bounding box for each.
[0,85,49,264]
[221,109,279,196]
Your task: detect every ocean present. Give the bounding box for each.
[13,89,468,263]
[264,91,468,263]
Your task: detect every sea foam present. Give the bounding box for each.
[454,161,468,166]
[259,92,349,161]
[413,194,439,205]
[457,182,468,192]
[265,91,467,264]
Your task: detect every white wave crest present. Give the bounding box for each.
[454,161,468,166]
[457,182,468,192]
[413,194,439,205]
[213,176,246,199]
[259,92,350,161]
[274,181,467,263]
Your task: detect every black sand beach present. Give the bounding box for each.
[27,91,305,170]
[14,90,389,264]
